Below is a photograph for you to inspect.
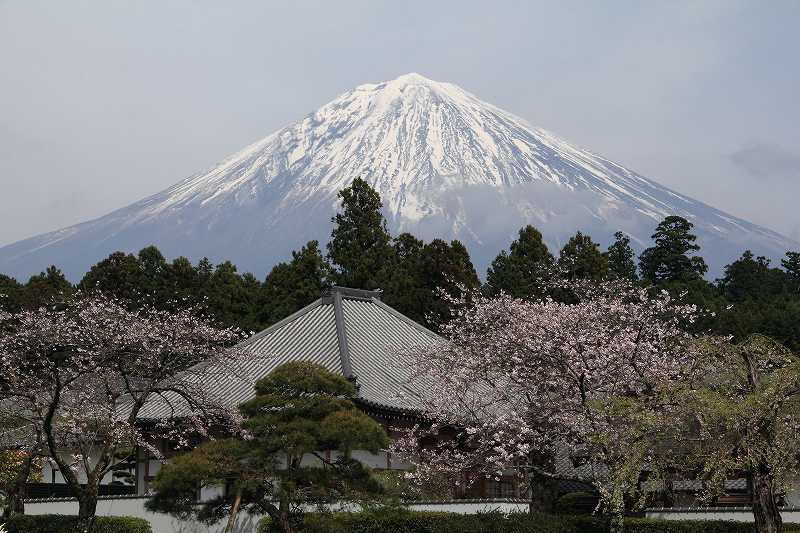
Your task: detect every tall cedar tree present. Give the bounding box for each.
[204,261,261,332]
[486,225,554,299]
[257,240,331,326]
[557,231,609,281]
[639,215,708,283]
[381,235,480,331]
[606,231,638,280]
[327,178,393,289]
[416,239,480,331]
[147,362,388,533]
[380,233,427,325]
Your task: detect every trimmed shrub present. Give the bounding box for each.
[624,518,753,533]
[257,509,607,533]
[256,509,784,533]
[4,514,151,533]
[553,491,600,515]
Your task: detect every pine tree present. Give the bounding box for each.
[558,231,609,281]
[147,362,388,533]
[606,231,638,280]
[486,225,554,298]
[638,216,708,284]
[327,178,393,289]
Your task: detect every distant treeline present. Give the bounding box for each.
[2,178,799,349]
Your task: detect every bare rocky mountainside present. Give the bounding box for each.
[1,73,795,280]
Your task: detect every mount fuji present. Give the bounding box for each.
[1,73,796,281]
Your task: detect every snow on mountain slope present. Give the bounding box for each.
[0,73,796,281]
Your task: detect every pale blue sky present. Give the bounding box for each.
[1,0,798,245]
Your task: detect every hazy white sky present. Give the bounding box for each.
[1,0,798,246]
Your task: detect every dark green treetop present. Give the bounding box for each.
[783,251,800,292]
[416,239,480,331]
[22,266,73,309]
[0,274,23,313]
[638,216,708,284]
[606,231,638,281]
[486,225,554,299]
[380,233,427,325]
[327,178,393,289]
[557,231,609,281]
[717,250,787,302]
[78,251,144,301]
[256,240,331,326]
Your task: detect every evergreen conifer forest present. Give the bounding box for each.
[1,177,799,349]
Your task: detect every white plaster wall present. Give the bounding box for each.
[24,498,531,533]
[646,509,800,523]
[24,498,260,533]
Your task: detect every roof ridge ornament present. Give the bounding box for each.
[326,286,383,301]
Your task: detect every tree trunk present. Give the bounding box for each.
[607,488,626,533]
[277,493,293,533]
[752,468,782,533]
[76,490,98,533]
[2,490,25,520]
[223,487,243,533]
[528,471,559,513]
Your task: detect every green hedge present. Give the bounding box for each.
[4,514,152,533]
[256,509,772,533]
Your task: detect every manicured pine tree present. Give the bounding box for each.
[638,216,708,284]
[147,362,388,533]
[606,231,638,281]
[485,225,554,299]
[327,178,393,289]
[557,231,609,281]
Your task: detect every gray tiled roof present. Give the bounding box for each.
[137,287,440,420]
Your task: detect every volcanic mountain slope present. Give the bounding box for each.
[0,73,796,281]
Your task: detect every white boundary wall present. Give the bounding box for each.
[646,507,800,523]
[24,497,531,533]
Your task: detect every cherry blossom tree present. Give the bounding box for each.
[391,281,701,531]
[0,292,246,531]
[670,334,800,533]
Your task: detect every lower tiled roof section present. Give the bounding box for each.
[342,298,438,412]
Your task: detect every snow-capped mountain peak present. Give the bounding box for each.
[0,74,796,281]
